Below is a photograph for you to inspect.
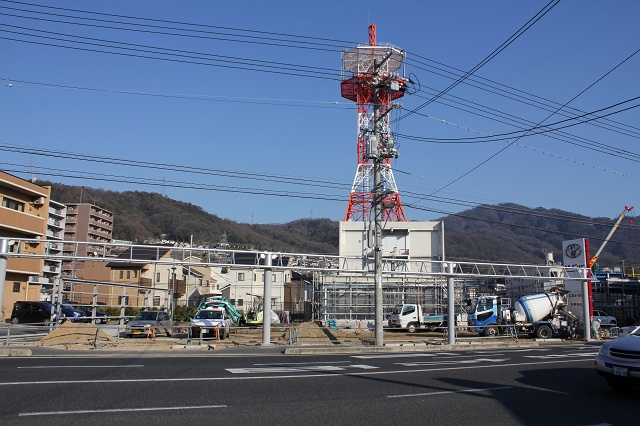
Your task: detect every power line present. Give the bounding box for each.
[399,95,640,145]
[395,0,561,123]
[1,23,342,74]
[0,77,351,108]
[0,0,356,46]
[404,50,640,139]
[399,91,640,163]
[0,4,350,52]
[5,162,638,256]
[414,46,640,203]
[0,144,353,191]
[2,149,632,232]
[0,33,341,81]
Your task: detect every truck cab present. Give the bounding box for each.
[388,304,422,332]
[388,303,453,332]
[467,296,506,337]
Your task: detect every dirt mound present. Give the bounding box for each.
[288,322,368,344]
[40,322,115,349]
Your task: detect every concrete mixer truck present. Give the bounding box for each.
[467,290,581,339]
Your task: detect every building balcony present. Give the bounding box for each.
[1,208,46,235]
[28,275,53,285]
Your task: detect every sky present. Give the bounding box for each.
[1,0,639,225]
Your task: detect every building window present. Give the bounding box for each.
[133,270,138,278]
[156,272,161,282]
[2,197,25,212]
[7,242,19,254]
[13,282,20,292]
[272,274,276,283]
[205,280,209,287]
[119,271,123,279]
[238,272,245,281]
[153,296,160,307]
[126,271,131,279]
[237,299,243,306]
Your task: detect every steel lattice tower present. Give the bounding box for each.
[341,24,407,222]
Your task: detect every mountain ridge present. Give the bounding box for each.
[44,181,640,268]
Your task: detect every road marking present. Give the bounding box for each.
[19,405,226,416]
[17,365,144,369]
[524,352,598,359]
[0,359,592,386]
[227,365,344,374]
[396,358,508,367]
[253,361,350,366]
[352,352,464,359]
[388,386,513,398]
[226,364,378,374]
[506,348,550,352]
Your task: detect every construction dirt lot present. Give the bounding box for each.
[32,321,475,351]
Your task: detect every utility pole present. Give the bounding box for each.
[373,58,384,346]
[0,239,8,322]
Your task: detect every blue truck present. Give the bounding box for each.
[467,291,580,339]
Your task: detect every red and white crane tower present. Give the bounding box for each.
[341,24,408,222]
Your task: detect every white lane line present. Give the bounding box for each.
[524,352,598,359]
[352,352,473,359]
[388,386,513,398]
[0,358,592,386]
[227,365,345,374]
[18,365,144,369]
[396,358,508,367]
[253,361,350,366]
[227,364,379,374]
[19,405,226,416]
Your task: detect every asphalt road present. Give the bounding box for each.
[0,342,636,425]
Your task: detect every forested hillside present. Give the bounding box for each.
[45,181,640,267]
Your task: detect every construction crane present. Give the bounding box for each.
[589,205,634,268]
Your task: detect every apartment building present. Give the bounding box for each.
[25,199,68,301]
[62,203,113,278]
[0,171,50,317]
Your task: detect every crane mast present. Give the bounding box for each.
[589,205,634,268]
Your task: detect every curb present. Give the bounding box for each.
[0,347,33,357]
[284,341,539,355]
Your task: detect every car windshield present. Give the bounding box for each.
[196,310,223,320]
[391,305,403,315]
[631,327,640,337]
[135,312,159,321]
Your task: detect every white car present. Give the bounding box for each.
[190,307,231,340]
[592,310,617,327]
[595,326,640,390]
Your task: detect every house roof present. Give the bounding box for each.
[106,245,172,268]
